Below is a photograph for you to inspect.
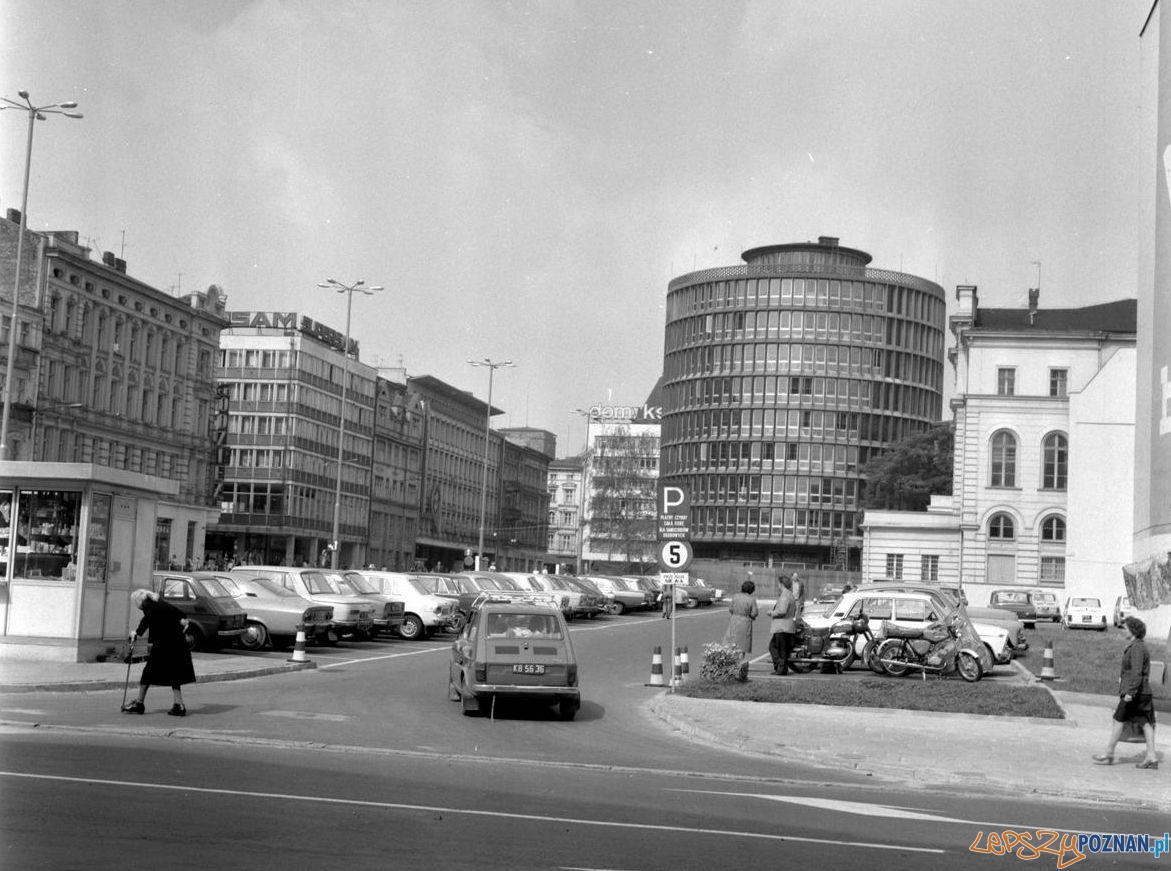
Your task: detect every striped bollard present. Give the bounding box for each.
[1039,642,1059,681]
[680,646,690,678]
[673,647,683,684]
[648,646,664,686]
[287,624,310,664]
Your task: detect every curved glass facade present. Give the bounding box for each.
[659,237,946,565]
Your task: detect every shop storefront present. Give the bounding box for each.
[0,462,177,662]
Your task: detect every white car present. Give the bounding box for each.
[358,571,459,640]
[1063,596,1109,631]
[815,588,1010,669]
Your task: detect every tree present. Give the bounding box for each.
[586,425,658,568]
[860,421,954,511]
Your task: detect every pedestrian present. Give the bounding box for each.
[790,572,805,616]
[121,589,196,717]
[768,575,798,675]
[1093,616,1158,769]
[723,579,759,656]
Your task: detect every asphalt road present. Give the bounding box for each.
[1,606,1166,868]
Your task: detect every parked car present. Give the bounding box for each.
[626,576,665,610]
[558,576,609,617]
[219,575,333,650]
[815,583,847,605]
[988,589,1039,628]
[328,570,406,637]
[1028,589,1062,622]
[1113,595,1134,627]
[448,598,581,720]
[862,582,1029,654]
[356,571,460,639]
[150,571,249,652]
[230,566,376,640]
[667,575,716,609]
[826,585,1008,669]
[583,576,652,614]
[1063,596,1109,631]
[500,573,580,621]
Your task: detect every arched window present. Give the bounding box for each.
[989,513,1015,540]
[1041,515,1066,542]
[990,431,1017,487]
[1042,433,1068,490]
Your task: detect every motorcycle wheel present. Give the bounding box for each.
[837,644,857,671]
[787,659,817,674]
[877,639,911,676]
[956,650,983,682]
[862,639,884,674]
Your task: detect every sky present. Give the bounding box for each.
[0,0,1153,456]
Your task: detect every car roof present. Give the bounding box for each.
[476,601,565,616]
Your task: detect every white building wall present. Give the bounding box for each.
[1065,347,1136,611]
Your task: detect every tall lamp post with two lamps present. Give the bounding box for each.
[318,278,382,570]
[0,91,83,461]
[468,358,513,571]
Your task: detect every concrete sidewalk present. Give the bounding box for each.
[1,650,1165,812]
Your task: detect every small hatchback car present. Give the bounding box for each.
[448,599,581,720]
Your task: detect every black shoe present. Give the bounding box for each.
[167,704,186,717]
[121,700,144,714]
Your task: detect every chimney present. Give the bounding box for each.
[1028,288,1039,325]
[6,208,21,225]
[817,236,840,247]
[102,251,117,268]
[115,258,126,273]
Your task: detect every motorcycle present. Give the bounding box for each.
[786,614,880,674]
[875,617,984,682]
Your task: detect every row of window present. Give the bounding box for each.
[997,367,1069,398]
[682,473,861,507]
[990,432,1068,490]
[883,553,1066,584]
[664,408,927,443]
[691,506,860,540]
[667,342,890,380]
[987,513,1066,542]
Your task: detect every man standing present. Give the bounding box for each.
[769,575,798,675]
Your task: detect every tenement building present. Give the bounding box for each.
[658,235,947,567]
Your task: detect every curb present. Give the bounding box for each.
[0,660,316,694]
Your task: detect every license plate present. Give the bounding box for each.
[512,663,545,675]
[1081,616,1091,623]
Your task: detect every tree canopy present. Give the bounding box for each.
[860,421,954,511]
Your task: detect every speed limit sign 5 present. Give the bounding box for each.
[658,539,693,572]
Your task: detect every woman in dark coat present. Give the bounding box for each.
[1093,615,1157,769]
[122,589,196,716]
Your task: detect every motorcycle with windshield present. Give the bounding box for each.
[874,614,984,682]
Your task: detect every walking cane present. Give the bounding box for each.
[120,639,135,710]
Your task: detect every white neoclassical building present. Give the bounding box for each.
[861,287,1136,614]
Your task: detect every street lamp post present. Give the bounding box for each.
[318,278,382,569]
[572,407,596,575]
[0,91,83,461]
[468,358,513,571]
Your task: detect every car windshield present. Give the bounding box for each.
[341,573,379,595]
[484,612,562,639]
[407,578,433,595]
[249,577,299,598]
[997,592,1029,603]
[198,577,233,598]
[302,573,335,595]
[1071,598,1101,607]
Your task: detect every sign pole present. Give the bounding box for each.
[656,484,692,693]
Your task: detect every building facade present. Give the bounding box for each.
[366,373,424,571]
[861,288,1137,610]
[499,428,555,570]
[659,235,947,567]
[210,310,380,568]
[546,455,583,568]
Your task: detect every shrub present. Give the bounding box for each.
[699,641,747,682]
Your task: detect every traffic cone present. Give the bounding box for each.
[673,647,683,684]
[680,646,690,678]
[1039,642,1059,681]
[648,646,664,686]
[287,624,310,664]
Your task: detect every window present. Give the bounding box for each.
[988,513,1015,540]
[1049,368,1068,397]
[994,367,1014,396]
[1041,515,1066,542]
[1039,557,1066,583]
[1041,433,1068,490]
[921,554,940,582]
[990,431,1017,487]
[884,553,904,579]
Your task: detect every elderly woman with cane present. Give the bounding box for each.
[121,588,196,716]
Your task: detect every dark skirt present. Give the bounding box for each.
[1112,694,1156,727]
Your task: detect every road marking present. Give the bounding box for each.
[315,645,448,669]
[675,790,1075,833]
[0,769,943,853]
[260,711,350,722]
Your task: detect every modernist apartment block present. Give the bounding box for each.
[862,287,1137,609]
[659,236,946,566]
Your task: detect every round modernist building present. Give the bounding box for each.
[659,236,947,567]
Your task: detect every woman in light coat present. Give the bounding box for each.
[723,579,759,655]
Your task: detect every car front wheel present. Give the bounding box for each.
[398,614,425,640]
[238,621,268,651]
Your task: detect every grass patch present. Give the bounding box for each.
[680,674,1065,718]
[1017,627,1168,697]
